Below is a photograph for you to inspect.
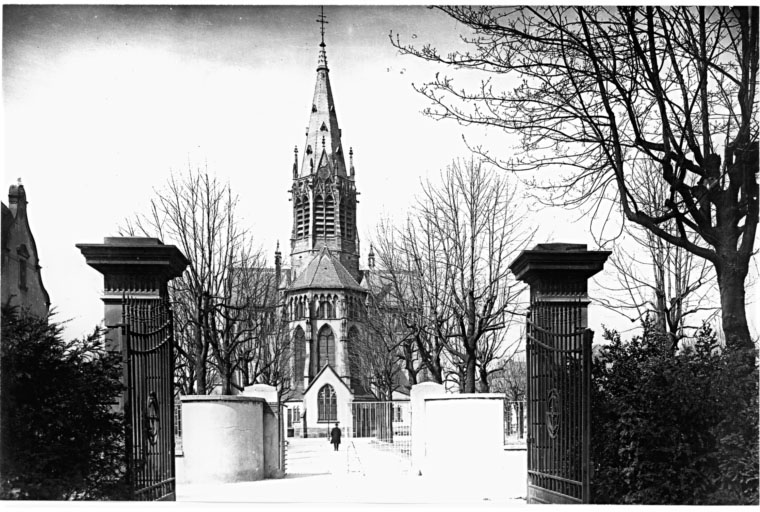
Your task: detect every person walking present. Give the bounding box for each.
[330,422,342,451]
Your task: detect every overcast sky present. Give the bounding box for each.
[3,4,755,341]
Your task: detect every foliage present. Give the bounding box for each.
[591,322,759,504]
[0,306,127,500]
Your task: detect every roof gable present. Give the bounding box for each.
[303,364,352,396]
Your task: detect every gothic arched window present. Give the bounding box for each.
[347,326,362,393]
[317,384,337,422]
[317,325,335,369]
[293,326,306,386]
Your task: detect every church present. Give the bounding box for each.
[276,19,400,438]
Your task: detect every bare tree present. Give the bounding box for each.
[238,292,294,400]
[121,169,271,395]
[351,290,409,401]
[375,159,530,393]
[420,159,530,392]
[475,316,523,393]
[372,220,446,385]
[489,357,527,402]
[393,6,758,350]
[598,162,720,351]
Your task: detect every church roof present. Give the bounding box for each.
[298,35,348,178]
[289,246,364,292]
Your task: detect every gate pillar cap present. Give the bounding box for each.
[77,237,190,280]
[509,243,610,285]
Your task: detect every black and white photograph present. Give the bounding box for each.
[1,3,758,507]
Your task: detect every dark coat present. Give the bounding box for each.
[330,427,341,444]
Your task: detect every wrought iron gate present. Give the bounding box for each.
[526,297,592,504]
[122,297,176,501]
[348,401,412,461]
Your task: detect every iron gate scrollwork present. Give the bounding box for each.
[526,294,592,504]
[122,296,176,501]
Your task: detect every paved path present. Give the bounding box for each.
[177,437,527,506]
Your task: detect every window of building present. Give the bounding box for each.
[319,300,334,319]
[317,326,335,369]
[294,327,306,384]
[317,385,337,422]
[18,259,27,290]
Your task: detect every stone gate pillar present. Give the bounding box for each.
[509,243,609,504]
[77,237,189,413]
[509,243,610,330]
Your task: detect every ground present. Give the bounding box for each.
[176,437,527,506]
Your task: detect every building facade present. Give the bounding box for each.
[1,181,50,318]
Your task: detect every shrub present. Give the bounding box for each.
[0,305,128,499]
[591,322,758,504]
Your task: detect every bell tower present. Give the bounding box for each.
[289,10,360,282]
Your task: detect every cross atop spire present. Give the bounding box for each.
[316,6,328,47]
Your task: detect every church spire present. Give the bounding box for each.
[298,7,346,178]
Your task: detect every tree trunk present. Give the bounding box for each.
[464,351,477,393]
[404,342,418,386]
[193,322,207,394]
[478,365,490,392]
[715,260,752,351]
[220,357,233,395]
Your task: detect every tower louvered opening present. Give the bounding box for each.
[295,196,311,238]
[314,194,325,236]
[340,197,347,237]
[325,195,335,236]
[345,200,354,239]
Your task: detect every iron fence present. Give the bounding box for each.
[504,400,527,446]
[174,402,182,455]
[347,401,411,461]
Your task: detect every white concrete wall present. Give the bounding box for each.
[410,382,446,475]
[410,383,505,483]
[180,396,265,483]
[423,394,505,484]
